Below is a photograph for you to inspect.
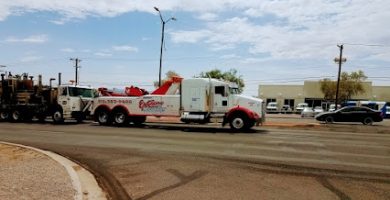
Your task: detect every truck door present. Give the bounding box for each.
[213,85,228,113]
[57,86,69,111]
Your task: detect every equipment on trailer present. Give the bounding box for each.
[0,72,95,123]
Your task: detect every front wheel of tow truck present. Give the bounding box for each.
[229,113,252,131]
[112,110,128,126]
[96,109,111,125]
[52,109,64,124]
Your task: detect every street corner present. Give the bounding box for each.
[0,142,107,200]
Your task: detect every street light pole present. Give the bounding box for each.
[159,20,165,87]
[154,7,176,87]
[334,44,346,107]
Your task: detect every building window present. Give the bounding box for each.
[284,99,295,108]
[267,98,276,104]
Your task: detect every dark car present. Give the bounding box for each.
[315,106,383,125]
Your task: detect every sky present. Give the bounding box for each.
[0,0,390,96]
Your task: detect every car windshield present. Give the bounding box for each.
[68,87,95,98]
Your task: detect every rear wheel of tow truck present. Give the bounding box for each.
[11,110,22,122]
[96,109,111,125]
[0,111,10,121]
[113,110,128,126]
[229,113,251,131]
[52,109,64,124]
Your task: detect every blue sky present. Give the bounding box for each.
[0,0,390,96]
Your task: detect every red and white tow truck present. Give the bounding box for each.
[90,77,265,130]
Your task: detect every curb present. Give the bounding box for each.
[0,142,107,200]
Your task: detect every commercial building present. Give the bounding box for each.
[258,81,390,111]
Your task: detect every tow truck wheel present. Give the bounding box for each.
[52,109,64,124]
[229,114,249,131]
[96,110,111,125]
[11,110,22,122]
[0,111,9,121]
[113,110,128,126]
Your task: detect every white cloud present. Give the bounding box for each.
[197,13,218,21]
[112,45,138,52]
[170,0,390,60]
[0,0,389,63]
[5,34,48,43]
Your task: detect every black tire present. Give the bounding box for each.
[229,113,252,131]
[96,109,111,125]
[52,109,64,124]
[325,116,334,124]
[0,111,9,121]
[363,117,373,125]
[11,110,22,122]
[112,110,128,126]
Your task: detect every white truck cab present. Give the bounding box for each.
[179,78,264,130]
[52,85,96,123]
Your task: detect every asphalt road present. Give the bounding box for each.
[0,121,389,200]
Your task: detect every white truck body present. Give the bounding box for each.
[90,78,264,130]
[54,85,95,122]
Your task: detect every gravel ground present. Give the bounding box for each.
[0,144,75,200]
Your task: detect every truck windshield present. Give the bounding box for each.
[68,87,95,98]
[229,87,239,94]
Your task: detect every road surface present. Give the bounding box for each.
[0,122,389,200]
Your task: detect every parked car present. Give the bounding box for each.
[301,107,314,118]
[313,106,324,115]
[281,105,292,113]
[315,106,383,125]
[385,106,390,119]
[266,102,278,113]
[295,103,308,114]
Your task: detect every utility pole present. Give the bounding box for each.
[154,7,176,87]
[70,58,81,85]
[334,44,346,107]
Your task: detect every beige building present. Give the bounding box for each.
[259,81,390,110]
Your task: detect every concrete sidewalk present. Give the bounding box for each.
[0,142,106,200]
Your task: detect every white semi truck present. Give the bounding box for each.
[90,77,265,130]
